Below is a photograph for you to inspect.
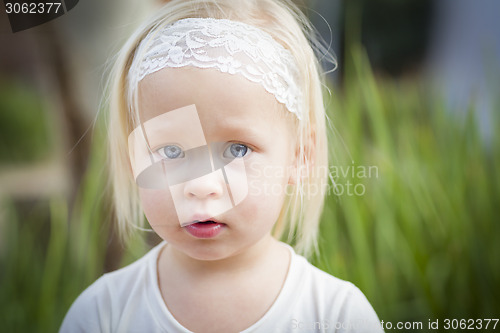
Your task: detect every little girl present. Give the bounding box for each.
[61,0,383,332]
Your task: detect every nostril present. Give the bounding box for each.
[188,190,219,199]
[185,185,224,199]
[183,171,226,199]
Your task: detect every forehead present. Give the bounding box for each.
[136,67,285,128]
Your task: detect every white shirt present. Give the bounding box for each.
[60,242,383,332]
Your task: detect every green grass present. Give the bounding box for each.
[0,124,149,332]
[314,46,500,326]
[0,46,498,332]
[0,80,53,163]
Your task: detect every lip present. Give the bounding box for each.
[183,216,226,239]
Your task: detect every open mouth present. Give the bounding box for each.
[183,219,226,238]
[182,218,224,227]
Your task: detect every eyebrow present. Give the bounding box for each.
[214,120,264,142]
[143,123,207,151]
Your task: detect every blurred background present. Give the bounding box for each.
[1,0,499,331]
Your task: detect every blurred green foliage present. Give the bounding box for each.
[314,46,500,325]
[0,46,499,332]
[0,121,149,332]
[0,80,52,163]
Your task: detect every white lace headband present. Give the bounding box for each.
[128,17,304,119]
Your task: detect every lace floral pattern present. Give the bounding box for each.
[128,18,303,119]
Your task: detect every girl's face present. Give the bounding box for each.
[133,67,297,261]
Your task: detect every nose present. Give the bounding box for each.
[183,170,225,200]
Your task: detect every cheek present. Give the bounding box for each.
[245,155,291,194]
[139,188,180,226]
[242,159,291,218]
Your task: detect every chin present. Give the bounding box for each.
[183,243,235,261]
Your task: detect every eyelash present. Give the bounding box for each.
[223,142,251,158]
[155,142,253,159]
[157,145,184,159]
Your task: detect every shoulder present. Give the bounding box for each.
[59,243,164,333]
[287,249,384,332]
[59,274,113,333]
[290,251,358,304]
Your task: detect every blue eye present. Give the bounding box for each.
[158,145,184,159]
[223,143,251,158]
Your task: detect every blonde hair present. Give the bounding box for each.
[107,0,332,258]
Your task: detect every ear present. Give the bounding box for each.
[288,128,316,185]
